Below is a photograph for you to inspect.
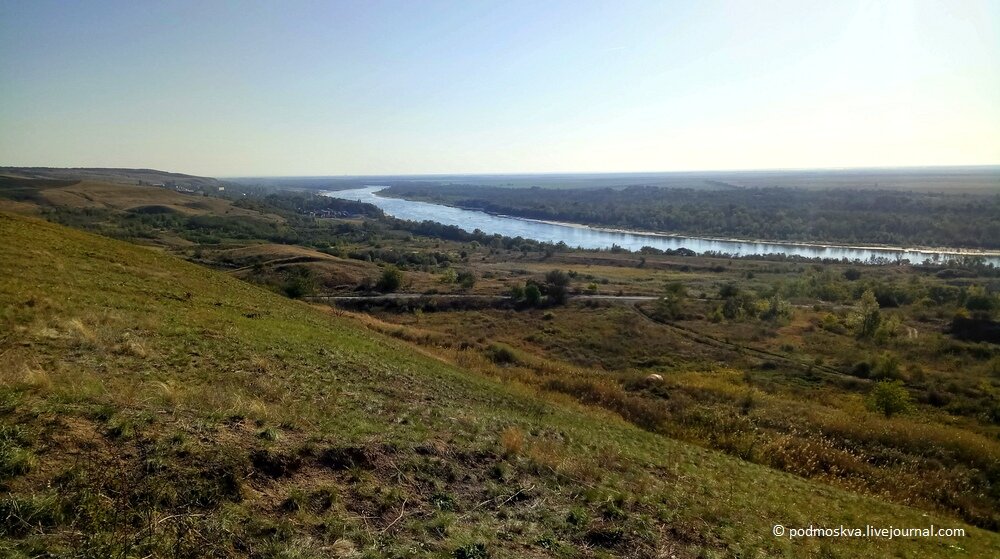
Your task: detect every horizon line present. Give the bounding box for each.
[220,163,1000,180]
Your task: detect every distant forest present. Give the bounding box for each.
[382,184,1000,250]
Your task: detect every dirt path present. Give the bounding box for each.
[306,292,660,303]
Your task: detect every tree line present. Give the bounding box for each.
[382,184,1000,249]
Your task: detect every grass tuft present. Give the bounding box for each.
[499,427,524,457]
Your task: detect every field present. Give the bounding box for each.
[336,247,1000,528]
[2,173,1000,557]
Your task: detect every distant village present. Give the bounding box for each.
[139,179,226,195]
[301,208,363,219]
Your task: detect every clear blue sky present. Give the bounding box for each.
[1,0,998,176]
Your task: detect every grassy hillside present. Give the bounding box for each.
[0,176,275,221]
[1,167,224,190]
[1,212,997,558]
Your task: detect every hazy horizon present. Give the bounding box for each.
[2,1,999,176]
[223,164,1000,180]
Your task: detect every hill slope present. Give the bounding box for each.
[0,167,223,190]
[0,212,996,558]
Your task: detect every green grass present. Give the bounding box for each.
[1,212,998,558]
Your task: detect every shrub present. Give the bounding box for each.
[486,343,519,365]
[454,543,489,559]
[652,295,683,321]
[872,352,902,380]
[376,266,403,292]
[964,286,997,315]
[544,270,571,304]
[868,380,912,418]
[524,284,542,306]
[851,361,872,378]
[508,284,525,300]
[760,296,792,321]
[281,269,316,298]
[456,270,477,289]
[722,292,758,320]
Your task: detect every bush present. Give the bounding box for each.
[486,344,519,366]
[281,268,316,299]
[544,270,571,304]
[456,270,477,289]
[868,380,912,418]
[524,284,542,306]
[964,286,997,315]
[508,284,525,300]
[851,361,872,378]
[652,295,683,321]
[760,296,792,321]
[872,352,902,380]
[454,543,489,559]
[376,266,404,292]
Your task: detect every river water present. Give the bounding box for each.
[324,186,1000,265]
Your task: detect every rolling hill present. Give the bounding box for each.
[1,212,997,558]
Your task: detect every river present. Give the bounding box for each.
[324,186,1000,265]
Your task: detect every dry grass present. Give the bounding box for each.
[38,180,283,223]
[499,427,524,457]
[148,380,181,408]
[21,365,52,392]
[113,332,149,358]
[65,317,97,346]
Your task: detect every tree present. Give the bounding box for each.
[524,284,542,306]
[868,380,912,418]
[544,269,571,304]
[376,266,403,292]
[853,289,881,338]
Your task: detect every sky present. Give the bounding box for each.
[1,0,998,177]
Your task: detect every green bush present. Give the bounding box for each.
[486,344,519,366]
[872,352,902,380]
[524,284,542,306]
[456,270,477,289]
[868,380,912,418]
[376,266,404,292]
